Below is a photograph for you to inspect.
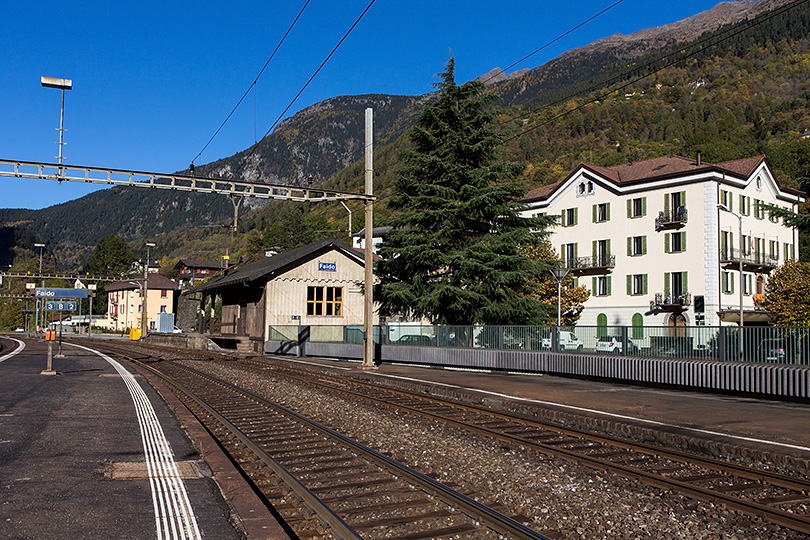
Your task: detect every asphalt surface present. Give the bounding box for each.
[0,336,247,540]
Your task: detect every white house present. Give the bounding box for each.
[521,154,804,327]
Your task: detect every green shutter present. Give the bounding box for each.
[731,272,735,293]
[560,244,565,266]
[627,199,632,218]
[641,197,647,216]
[642,235,647,255]
[627,237,632,256]
[592,240,597,260]
[606,202,611,221]
[642,274,648,294]
[592,204,597,223]
[606,276,612,296]
[681,232,686,252]
[664,272,671,297]
[664,193,670,215]
[561,210,567,227]
[573,243,578,259]
[592,276,598,295]
[664,233,671,253]
[573,207,578,225]
[680,191,686,207]
[627,274,632,295]
[606,239,611,257]
[682,271,688,294]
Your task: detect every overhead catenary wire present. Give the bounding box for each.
[192,0,312,166]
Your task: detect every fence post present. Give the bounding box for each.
[718,326,726,362]
[621,326,628,354]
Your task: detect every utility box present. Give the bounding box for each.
[156,313,176,333]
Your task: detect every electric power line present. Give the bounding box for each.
[253,0,377,152]
[480,0,625,86]
[499,0,810,145]
[192,0,312,165]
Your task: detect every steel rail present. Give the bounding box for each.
[143,358,552,540]
[0,159,375,203]
[243,357,810,535]
[132,358,362,540]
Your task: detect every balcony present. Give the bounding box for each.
[719,249,778,272]
[651,292,692,311]
[655,206,688,231]
[566,255,616,275]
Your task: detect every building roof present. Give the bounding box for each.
[522,154,804,203]
[184,238,364,295]
[174,259,222,270]
[106,273,179,292]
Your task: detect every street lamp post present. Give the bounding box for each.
[40,77,72,171]
[549,268,571,327]
[717,203,744,360]
[141,242,155,337]
[550,267,570,353]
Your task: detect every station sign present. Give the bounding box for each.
[318,262,336,272]
[45,301,77,312]
[35,288,88,299]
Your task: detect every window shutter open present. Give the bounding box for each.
[664,233,671,253]
[592,276,598,295]
[627,274,632,295]
[641,197,647,216]
[606,202,611,221]
[606,276,612,296]
[573,208,578,225]
[642,274,648,294]
[627,237,632,256]
[627,199,632,218]
[642,235,647,255]
[592,204,597,223]
[682,271,688,294]
[664,193,670,215]
[681,232,686,252]
[664,272,671,297]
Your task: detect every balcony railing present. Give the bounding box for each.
[652,292,692,310]
[655,206,688,231]
[565,255,616,274]
[719,249,778,271]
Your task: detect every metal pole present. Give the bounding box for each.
[738,214,744,360]
[557,280,562,327]
[58,88,65,167]
[361,108,375,369]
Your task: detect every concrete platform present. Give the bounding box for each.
[0,336,288,540]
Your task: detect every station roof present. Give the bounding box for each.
[183,238,364,295]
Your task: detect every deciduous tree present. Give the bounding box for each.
[762,258,810,325]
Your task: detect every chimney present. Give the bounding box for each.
[696,151,702,166]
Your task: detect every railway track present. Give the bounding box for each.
[81,339,810,536]
[131,356,552,540]
[214,354,810,536]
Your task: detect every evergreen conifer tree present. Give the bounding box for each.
[375,58,555,325]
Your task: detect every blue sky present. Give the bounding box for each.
[1,0,728,209]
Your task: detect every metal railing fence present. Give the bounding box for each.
[268,324,810,365]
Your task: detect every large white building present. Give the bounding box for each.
[521,154,804,327]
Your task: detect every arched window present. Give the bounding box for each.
[596,313,608,337]
[632,313,644,339]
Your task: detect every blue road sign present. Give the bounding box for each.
[45,301,77,312]
[35,288,88,299]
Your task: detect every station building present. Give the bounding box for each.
[520,154,805,327]
[184,239,374,353]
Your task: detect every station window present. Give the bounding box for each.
[307,286,343,316]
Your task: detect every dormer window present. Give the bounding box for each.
[576,180,595,197]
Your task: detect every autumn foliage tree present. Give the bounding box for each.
[762,258,810,326]
[523,241,590,325]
